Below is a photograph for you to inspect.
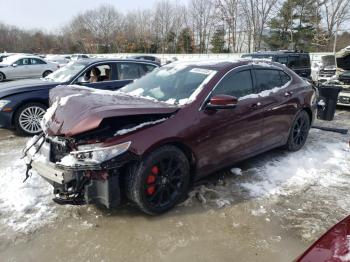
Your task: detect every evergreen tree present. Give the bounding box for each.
[176,28,196,53]
[264,0,321,52]
[210,28,226,53]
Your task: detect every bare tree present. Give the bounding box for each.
[321,0,350,51]
[189,0,215,53]
[215,0,240,52]
[240,0,278,51]
[69,5,124,52]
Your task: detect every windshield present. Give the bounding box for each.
[44,61,85,82]
[119,65,217,105]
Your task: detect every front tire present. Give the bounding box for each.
[286,110,310,151]
[126,146,191,215]
[0,72,5,82]
[42,70,52,77]
[14,103,47,136]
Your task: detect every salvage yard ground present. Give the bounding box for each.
[0,108,349,262]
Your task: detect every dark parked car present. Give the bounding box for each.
[24,60,317,215]
[242,51,311,78]
[129,55,161,65]
[0,59,159,135]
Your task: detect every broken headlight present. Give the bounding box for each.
[70,141,131,163]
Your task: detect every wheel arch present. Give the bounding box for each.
[11,99,48,126]
[302,106,313,125]
[142,140,197,183]
[0,71,6,80]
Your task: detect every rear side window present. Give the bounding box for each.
[288,56,300,68]
[255,69,283,92]
[276,56,288,65]
[212,70,253,98]
[279,71,291,85]
[139,64,157,77]
[117,63,156,80]
[30,58,46,65]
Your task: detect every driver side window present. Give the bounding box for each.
[17,58,30,66]
[212,70,253,98]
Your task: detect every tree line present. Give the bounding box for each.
[0,0,349,54]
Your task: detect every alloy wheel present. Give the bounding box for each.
[144,157,187,209]
[18,106,46,134]
[292,115,309,146]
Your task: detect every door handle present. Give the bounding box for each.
[284,91,293,97]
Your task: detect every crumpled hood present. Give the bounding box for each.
[43,85,179,136]
[336,47,350,70]
[0,79,60,99]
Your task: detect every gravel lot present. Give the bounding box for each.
[0,108,349,262]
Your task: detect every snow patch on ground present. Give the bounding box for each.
[0,159,56,233]
[240,135,350,198]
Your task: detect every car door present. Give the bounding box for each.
[12,58,31,79]
[29,58,47,77]
[194,66,265,176]
[252,66,296,148]
[75,63,117,90]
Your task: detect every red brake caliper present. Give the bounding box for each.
[146,166,159,196]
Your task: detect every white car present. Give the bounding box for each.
[70,54,89,61]
[0,55,58,82]
[45,55,70,68]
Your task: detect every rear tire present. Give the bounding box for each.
[14,103,47,136]
[126,146,190,215]
[286,110,310,151]
[0,72,5,82]
[42,70,52,77]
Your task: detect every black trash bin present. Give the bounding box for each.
[317,85,342,121]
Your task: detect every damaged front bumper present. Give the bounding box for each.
[338,89,350,106]
[24,136,137,208]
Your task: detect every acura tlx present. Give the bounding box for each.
[24,60,316,215]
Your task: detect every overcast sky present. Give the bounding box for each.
[0,0,184,32]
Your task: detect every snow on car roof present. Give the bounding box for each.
[1,54,43,64]
[165,59,282,71]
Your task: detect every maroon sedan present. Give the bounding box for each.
[297,215,350,261]
[24,60,317,215]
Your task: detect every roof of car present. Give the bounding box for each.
[243,51,309,56]
[163,59,254,71]
[76,58,160,66]
[163,58,279,71]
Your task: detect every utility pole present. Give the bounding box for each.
[333,21,339,54]
[290,7,294,50]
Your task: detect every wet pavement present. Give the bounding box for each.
[0,108,349,262]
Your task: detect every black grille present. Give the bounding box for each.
[48,138,71,163]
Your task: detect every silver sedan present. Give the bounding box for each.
[0,55,59,82]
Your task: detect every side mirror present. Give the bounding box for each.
[77,76,89,84]
[12,63,17,67]
[206,95,238,110]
